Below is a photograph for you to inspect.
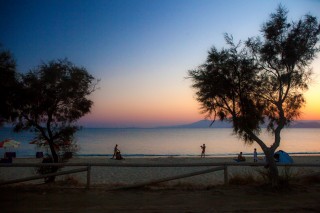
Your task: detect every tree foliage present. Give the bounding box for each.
[0,47,19,125]
[0,47,97,182]
[14,59,98,164]
[189,34,264,143]
[188,6,320,187]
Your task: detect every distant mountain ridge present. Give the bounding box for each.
[162,120,320,128]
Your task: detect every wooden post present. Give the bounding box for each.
[224,165,228,185]
[86,166,91,189]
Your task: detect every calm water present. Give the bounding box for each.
[0,128,319,157]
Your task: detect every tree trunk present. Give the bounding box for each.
[265,150,279,188]
[246,129,280,188]
[43,139,59,183]
[48,141,59,163]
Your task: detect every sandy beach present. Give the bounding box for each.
[1,156,320,212]
[1,156,319,188]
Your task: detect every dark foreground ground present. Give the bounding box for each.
[1,183,320,213]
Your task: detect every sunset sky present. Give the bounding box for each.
[1,0,320,127]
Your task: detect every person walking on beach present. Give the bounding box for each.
[200,144,206,158]
[253,148,258,162]
[111,144,119,159]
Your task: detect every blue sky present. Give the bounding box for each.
[1,0,320,127]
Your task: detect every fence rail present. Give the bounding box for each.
[1,162,320,167]
[0,162,319,189]
[0,167,89,187]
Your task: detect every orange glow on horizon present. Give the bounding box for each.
[81,58,320,127]
[301,66,320,120]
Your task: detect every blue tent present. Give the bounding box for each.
[274,150,294,163]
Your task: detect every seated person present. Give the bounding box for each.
[234,152,246,162]
[115,150,124,160]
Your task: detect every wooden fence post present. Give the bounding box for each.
[86,166,91,189]
[224,165,228,185]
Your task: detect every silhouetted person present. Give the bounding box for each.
[111,144,118,159]
[200,144,206,158]
[115,149,124,160]
[253,148,258,162]
[236,152,246,162]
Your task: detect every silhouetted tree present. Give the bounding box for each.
[13,59,97,181]
[188,6,320,187]
[0,47,19,126]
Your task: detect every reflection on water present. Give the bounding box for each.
[76,128,320,157]
[1,128,319,157]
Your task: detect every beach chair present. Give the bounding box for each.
[36,152,44,158]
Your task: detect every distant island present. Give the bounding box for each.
[161,120,320,128]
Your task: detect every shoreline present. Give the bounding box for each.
[8,151,320,159]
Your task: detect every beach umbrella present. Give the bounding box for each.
[0,139,21,149]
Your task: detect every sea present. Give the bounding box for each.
[0,127,319,158]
